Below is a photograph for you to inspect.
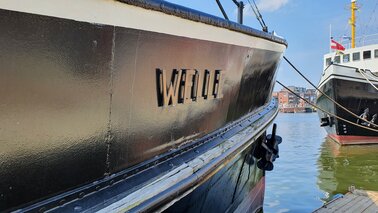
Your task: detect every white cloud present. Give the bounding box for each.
[255,0,289,12]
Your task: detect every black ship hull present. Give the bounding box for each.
[316,68,378,145]
[0,0,286,212]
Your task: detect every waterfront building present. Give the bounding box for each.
[273,87,316,112]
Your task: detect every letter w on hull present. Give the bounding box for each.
[157,69,182,106]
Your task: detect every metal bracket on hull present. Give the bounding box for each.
[231,0,244,24]
[254,123,282,171]
[321,116,334,127]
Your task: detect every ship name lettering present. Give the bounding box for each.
[157,69,223,107]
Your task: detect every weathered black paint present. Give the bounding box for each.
[164,139,264,213]
[0,7,284,212]
[317,77,378,137]
[16,100,277,212]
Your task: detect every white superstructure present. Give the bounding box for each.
[323,44,378,71]
[319,44,378,89]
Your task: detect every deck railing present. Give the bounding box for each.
[340,33,378,49]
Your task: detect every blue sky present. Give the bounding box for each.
[166,0,378,90]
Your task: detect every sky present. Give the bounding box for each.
[165,0,378,91]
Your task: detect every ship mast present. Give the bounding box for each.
[350,0,357,48]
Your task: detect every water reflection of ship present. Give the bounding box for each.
[317,137,378,200]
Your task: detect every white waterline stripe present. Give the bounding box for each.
[319,75,378,89]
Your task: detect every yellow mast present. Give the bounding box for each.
[350,0,357,48]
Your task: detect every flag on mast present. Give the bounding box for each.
[331,39,345,51]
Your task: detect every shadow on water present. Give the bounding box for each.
[264,113,326,213]
[264,113,378,213]
[317,137,378,202]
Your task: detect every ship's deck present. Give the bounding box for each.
[314,189,378,213]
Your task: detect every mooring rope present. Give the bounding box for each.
[366,69,378,77]
[276,80,378,133]
[365,70,378,81]
[357,68,378,91]
[283,56,378,128]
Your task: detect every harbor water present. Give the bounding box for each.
[264,113,378,213]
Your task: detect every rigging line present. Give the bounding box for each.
[357,69,378,91]
[251,0,268,31]
[365,69,378,80]
[336,3,351,45]
[276,80,378,133]
[342,23,350,41]
[283,56,378,128]
[232,0,240,6]
[362,0,378,36]
[215,0,229,20]
[246,0,265,29]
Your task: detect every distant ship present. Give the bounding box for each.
[0,0,286,212]
[316,0,378,145]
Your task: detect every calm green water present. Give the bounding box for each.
[264,113,378,213]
